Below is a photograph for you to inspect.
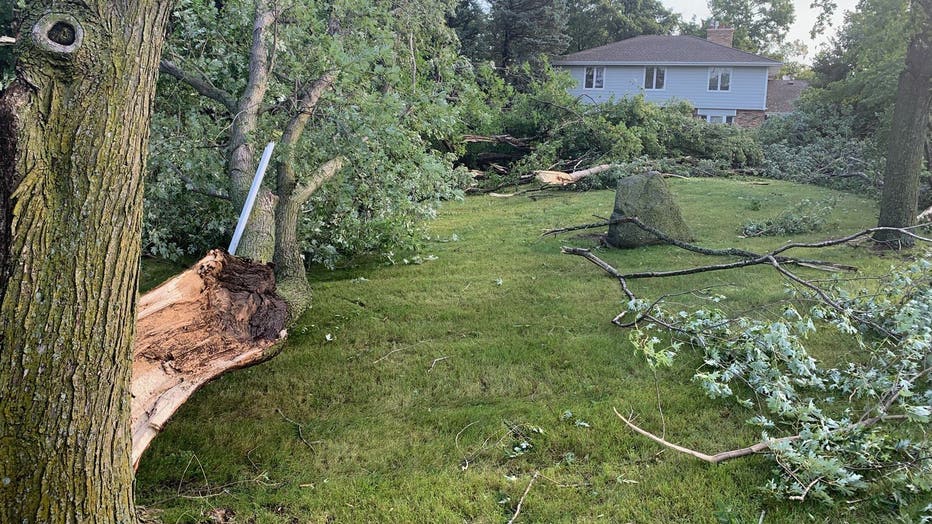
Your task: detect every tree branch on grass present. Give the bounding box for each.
[507,471,540,524]
[556,220,932,502]
[613,408,800,463]
[559,222,930,339]
[612,408,909,465]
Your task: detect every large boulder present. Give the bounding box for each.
[606,172,693,248]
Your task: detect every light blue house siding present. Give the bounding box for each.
[562,65,769,114]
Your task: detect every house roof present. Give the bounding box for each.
[552,35,781,67]
[766,79,809,113]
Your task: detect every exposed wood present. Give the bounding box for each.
[613,408,907,468]
[131,250,288,469]
[613,408,799,464]
[0,36,15,46]
[462,134,530,149]
[535,163,615,185]
[918,204,932,222]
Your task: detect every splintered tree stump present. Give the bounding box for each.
[131,250,288,469]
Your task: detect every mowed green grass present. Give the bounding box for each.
[136,178,911,523]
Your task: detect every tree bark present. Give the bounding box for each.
[0,3,173,522]
[274,157,343,308]
[271,71,340,307]
[875,0,932,246]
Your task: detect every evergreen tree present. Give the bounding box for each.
[448,0,491,62]
[489,0,570,67]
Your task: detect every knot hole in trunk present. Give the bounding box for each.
[32,14,83,54]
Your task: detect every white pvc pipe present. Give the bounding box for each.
[228,141,276,256]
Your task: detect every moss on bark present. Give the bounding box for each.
[0,2,174,521]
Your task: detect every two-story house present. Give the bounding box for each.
[552,27,781,127]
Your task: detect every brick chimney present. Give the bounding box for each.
[706,21,734,48]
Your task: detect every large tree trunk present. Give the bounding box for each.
[229,2,277,262]
[271,71,340,312]
[274,158,343,309]
[0,3,172,522]
[875,0,932,246]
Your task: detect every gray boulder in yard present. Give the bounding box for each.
[606,172,693,248]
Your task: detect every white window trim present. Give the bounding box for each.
[584,66,606,89]
[696,109,736,125]
[707,67,733,92]
[643,66,666,91]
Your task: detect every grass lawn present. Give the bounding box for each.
[136,178,920,523]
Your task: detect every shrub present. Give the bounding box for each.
[739,198,837,237]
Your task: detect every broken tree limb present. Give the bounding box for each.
[462,134,530,149]
[551,216,858,273]
[131,250,288,469]
[507,471,540,524]
[612,408,908,466]
[919,204,932,222]
[535,164,616,186]
[560,224,932,339]
[613,408,800,463]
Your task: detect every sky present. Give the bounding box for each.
[662,0,860,61]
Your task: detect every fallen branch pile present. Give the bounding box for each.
[549,217,932,501]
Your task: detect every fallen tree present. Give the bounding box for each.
[535,164,616,185]
[130,250,288,469]
[549,218,932,504]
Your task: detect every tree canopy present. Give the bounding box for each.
[707,0,795,55]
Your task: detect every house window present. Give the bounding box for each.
[708,67,731,91]
[584,67,605,89]
[644,66,665,90]
[698,113,736,125]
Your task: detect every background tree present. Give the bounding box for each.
[811,0,914,136]
[0,4,15,79]
[448,0,491,62]
[0,1,173,521]
[488,0,570,67]
[565,0,678,52]
[874,0,931,245]
[706,0,795,55]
